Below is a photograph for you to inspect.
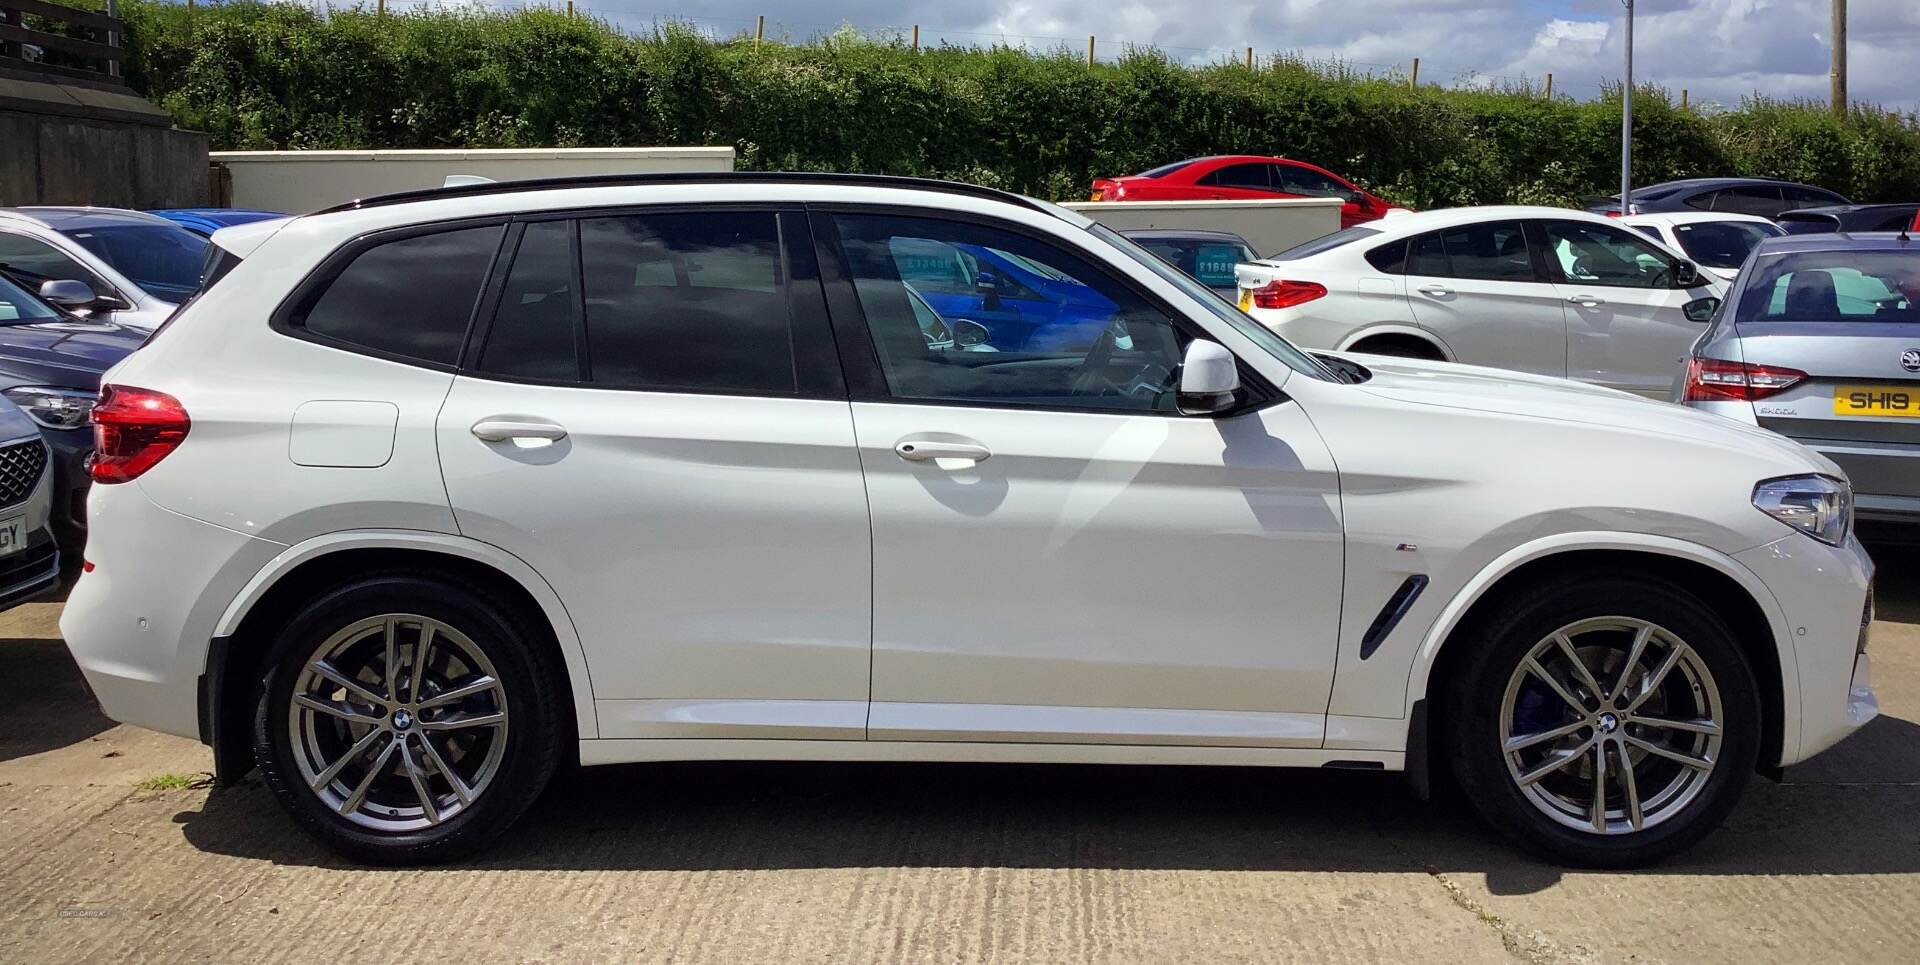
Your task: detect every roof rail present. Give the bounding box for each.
[311,171,1054,217]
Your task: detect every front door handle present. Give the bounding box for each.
[1416,284,1453,297]
[895,438,991,465]
[471,418,568,443]
[1566,293,1606,307]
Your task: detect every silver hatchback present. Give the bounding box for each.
[1677,232,1920,531]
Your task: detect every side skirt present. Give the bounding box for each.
[578,738,1405,770]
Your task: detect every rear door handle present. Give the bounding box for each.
[1416,285,1452,297]
[895,438,991,465]
[1566,294,1606,307]
[471,418,568,443]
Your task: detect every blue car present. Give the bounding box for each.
[145,208,286,237]
[892,239,1117,351]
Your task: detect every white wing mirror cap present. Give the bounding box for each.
[1178,339,1241,414]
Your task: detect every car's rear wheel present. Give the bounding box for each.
[1449,576,1761,867]
[252,575,562,865]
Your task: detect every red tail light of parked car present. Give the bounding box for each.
[1249,279,1329,310]
[91,384,191,483]
[1681,357,1808,402]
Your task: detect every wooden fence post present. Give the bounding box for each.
[1408,57,1419,88]
[1680,88,1689,109]
[377,0,385,15]
[912,25,919,51]
[1087,36,1095,66]
[755,15,764,45]
[1245,47,1253,69]
[566,0,573,17]
[1543,72,1552,99]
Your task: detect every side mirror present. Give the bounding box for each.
[974,271,1002,310]
[1683,296,1721,323]
[1672,261,1704,289]
[39,279,97,309]
[952,319,991,348]
[1177,340,1241,415]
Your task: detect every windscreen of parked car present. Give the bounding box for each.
[1734,249,1920,323]
[1090,223,1336,382]
[1264,225,1382,261]
[1671,220,1785,269]
[59,223,208,302]
[1137,239,1258,289]
[0,273,60,323]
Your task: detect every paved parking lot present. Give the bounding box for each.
[2,547,1918,964]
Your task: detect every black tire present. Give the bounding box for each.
[252,574,563,865]
[1446,575,1761,868]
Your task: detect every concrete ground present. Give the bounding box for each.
[2,549,1918,964]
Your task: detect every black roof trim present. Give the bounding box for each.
[311,171,1055,217]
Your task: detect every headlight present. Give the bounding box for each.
[2,385,97,430]
[1752,474,1852,545]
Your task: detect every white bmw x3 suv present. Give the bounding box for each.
[63,174,1876,867]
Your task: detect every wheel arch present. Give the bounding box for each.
[1337,324,1453,360]
[1407,535,1799,776]
[205,531,597,784]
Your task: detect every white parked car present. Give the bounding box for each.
[0,207,210,331]
[1619,211,1786,284]
[62,175,1875,868]
[1235,206,1729,398]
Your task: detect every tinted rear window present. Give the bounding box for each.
[1735,249,1920,323]
[1137,159,1200,178]
[1267,225,1382,261]
[1671,220,1784,269]
[297,225,502,365]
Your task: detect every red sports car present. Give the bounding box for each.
[1090,155,1395,228]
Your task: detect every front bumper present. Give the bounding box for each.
[1733,532,1878,766]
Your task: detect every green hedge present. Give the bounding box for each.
[119,2,1920,207]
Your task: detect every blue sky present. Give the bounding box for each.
[445,0,1913,112]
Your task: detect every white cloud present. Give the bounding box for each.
[551,0,1915,111]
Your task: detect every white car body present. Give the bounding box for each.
[57,177,1875,862]
[1235,206,1731,399]
[1619,211,1785,284]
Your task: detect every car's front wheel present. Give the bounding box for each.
[252,575,562,865]
[1449,576,1761,867]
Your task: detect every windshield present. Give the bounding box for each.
[59,224,208,302]
[1734,248,1920,323]
[1090,223,1334,381]
[1672,220,1785,269]
[1266,225,1382,261]
[0,272,60,324]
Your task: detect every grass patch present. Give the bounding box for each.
[134,772,209,791]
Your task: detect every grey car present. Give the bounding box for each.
[0,395,60,610]
[1677,232,1920,533]
[0,207,209,331]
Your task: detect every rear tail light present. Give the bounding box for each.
[91,384,190,484]
[1681,357,1808,402]
[1090,179,1122,201]
[1250,279,1328,310]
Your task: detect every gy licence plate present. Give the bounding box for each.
[0,515,22,557]
[1834,384,1920,417]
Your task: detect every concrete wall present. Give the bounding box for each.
[0,77,209,207]
[1062,198,1344,256]
[211,146,739,212]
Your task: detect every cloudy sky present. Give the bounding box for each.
[514,0,1915,112]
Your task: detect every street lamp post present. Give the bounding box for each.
[1620,0,1634,214]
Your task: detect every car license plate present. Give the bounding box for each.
[0,516,22,557]
[1834,384,1920,417]
[1237,288,1253,312]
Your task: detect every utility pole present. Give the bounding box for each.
[1830,0,1847,116]
[1620,0,1634,214]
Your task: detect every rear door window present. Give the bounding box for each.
[1670,221,1782,270]
[1200,164,1273,190]
[294,224,503,365]
[1713,186,1786,217]
[1435,221,1535,282]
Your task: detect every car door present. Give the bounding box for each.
[815,208,1345,747]
[1195,163,1280,200]
[1274,164,1373,228]
[1538,218,1722,398]
[435,210,875,741]
[1401,220,1569,379]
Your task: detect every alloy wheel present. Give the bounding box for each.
[1498,616,1724,835]
[287,614,509,832]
